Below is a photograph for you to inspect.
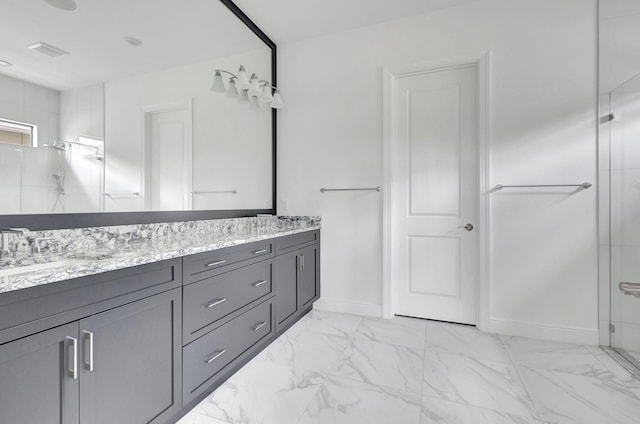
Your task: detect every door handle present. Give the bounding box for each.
[458,223,474,231]
[251,279,268,288]
[66,336,78,380]
[205,298,227,308]
[205,259,226,267]
[252,321,267,331]
[83,330,94,372]
[204,349,226,364]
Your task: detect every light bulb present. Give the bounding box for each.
[271,91,284,109]
[236,65,251,90]
[259,85,274,103]
[238,89,250,103]
[248,74,262,97]
[210,71,226,93]
[226,78,240,98]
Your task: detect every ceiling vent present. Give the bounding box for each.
[27,42,69,58]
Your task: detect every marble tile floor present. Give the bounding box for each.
[177,310,640,424]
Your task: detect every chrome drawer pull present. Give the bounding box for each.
[253,249,268,255]
[205,259,226,267]
[204,349,226,364]
[83,330,94,372]
[205,298,227,308]
[66,336,78,380]
[251,279,268,288]
[252,321,267,331]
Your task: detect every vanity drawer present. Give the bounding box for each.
[183,299,273,402]
[275,230,319,254]
[183,240,274,284]
[183,260,273,343]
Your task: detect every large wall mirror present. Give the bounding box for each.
[0,0,276,229]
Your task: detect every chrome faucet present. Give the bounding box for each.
[1,228,30,259]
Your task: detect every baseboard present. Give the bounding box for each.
[313,297,382,318]
[486,318,600,346]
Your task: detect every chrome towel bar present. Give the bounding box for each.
[102,192,140,198]
[619,282,640,300]
[192,190,237,194]
[320,186,382,193]
[492,182,592,191]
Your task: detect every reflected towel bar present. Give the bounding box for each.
[619,282,640,300]
[492,182,592,191]
[320,186,382,193]
[192,190,237,195]
[102,192,140,198]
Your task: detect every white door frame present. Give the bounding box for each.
[382,52,491,331]
[141,100,193,210]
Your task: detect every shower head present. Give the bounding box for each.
[45,141,67,151]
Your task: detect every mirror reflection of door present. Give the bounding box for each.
[144,103,192,211]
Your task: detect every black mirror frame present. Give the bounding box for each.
[0,0,277,231]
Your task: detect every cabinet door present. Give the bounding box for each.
[0,322,79,424]
[79,289,182,424]
[298,244,319,309]
[274,250,298,330]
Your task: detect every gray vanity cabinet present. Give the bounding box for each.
[79,288,182,424]
[0,259,183,424]
[274,231,321,332]
[0,322,79,424]
[298,243,319,309]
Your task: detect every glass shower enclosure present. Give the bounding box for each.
[608,72,640,371]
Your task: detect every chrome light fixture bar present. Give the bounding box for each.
[211,65,283,109]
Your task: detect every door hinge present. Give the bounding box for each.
[609,323,616,333]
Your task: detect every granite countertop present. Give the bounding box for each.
[0,217,320,295]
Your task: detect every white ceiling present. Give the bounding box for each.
[233,0,479,44]
[0,0,267,90]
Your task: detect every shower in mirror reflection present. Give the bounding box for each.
[211,65,283,108]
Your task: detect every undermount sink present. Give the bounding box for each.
[0,260,83,278]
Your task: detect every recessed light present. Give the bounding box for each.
[123,37,144,47]
[44,0,77,11]
[0,60,12,67]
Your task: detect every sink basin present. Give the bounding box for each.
[0,260,82,278]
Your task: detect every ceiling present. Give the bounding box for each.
[0,0,268,91]
[233,0,479,44]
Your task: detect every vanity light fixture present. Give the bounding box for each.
[211,65,283,109]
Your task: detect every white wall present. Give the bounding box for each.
[278,0,599,343]
[104,49,272,212]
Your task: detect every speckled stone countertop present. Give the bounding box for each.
[0,216,320,295]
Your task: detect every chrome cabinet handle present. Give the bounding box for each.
[66,336,78,380]
[253,249,268,255]
[83,330,94,372]
[300,253,305,270]
[205,259,226,267]
[457,224,474,231]
[252,321,267,331]
[205,298,227,308]
[619,282,640,299]
[251,279,268,288]
[204,349,226,364]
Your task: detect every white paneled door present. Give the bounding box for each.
[146,105,192,211]
[392,63,479,325]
